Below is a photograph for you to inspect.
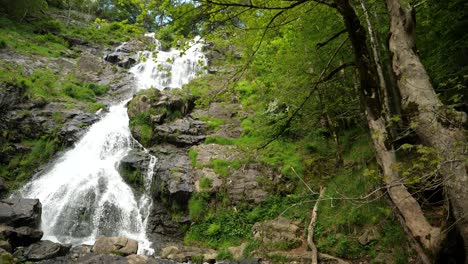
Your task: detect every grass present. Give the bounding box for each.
[1,136,62,188]
[199,116,225,131]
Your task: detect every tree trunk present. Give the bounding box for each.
[333,0,442,260]
[385,0,468,260]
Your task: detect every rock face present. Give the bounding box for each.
[2,226,43,248]
[21,240,71,261]
[92,236,139,256]
[252,217,303,250]
[104,40,147,69]
[0,199,41,228]
[160,245,217,263]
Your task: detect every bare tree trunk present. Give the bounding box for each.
[307,187,325,264]
[333,0,442,260]
[385,0,468,260]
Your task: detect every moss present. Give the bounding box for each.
[189,149,199,167]
[199,116,225,131]
[119,164,143,191]
[199,177,213,189]
[204,136,235,145]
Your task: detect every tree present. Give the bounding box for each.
[174,0,467,261]
[0,0,48,21]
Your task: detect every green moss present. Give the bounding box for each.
[216,246,234,261]
[119,165,143,190]
[189,149,199,167]
[188,192,208,222]
[199,177,213,189]
[199,116,225,131]
[205,136,235,145]
[139,124,153,147]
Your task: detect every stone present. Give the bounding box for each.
[252,217,303,250]
[24,240,71,261]
[127,254,148,264]
[92,236,138,256]
[104,40,145,69]
[0,177,6,197]
[66,245,92,260]
[358,228,379,245]
[0,199,42,228]
[194,168,223,193]
[228,243,248,260]
[7,226,43,247]
[160,245,217,263]
[0,240,12,252]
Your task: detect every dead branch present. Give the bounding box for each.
[307,186,325,264]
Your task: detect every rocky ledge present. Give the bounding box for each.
[125,88,292,262]
[0,198,180,264]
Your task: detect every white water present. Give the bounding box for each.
[18,34,207,254]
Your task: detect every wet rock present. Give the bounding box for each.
[252,217,303,250]
[59,111,100,146]
[119,149,152,189]
[92,236,138,256]
[160,244,217,263]
[150,144,193,204]
[147,202,189,239]
[24,240,71,261]
[0,199,42,228]
[104,41,144,69]
[7,226,43,248]
[66,245,92,260]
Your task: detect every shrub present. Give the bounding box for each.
[188,193,208,222]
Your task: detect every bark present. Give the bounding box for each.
[385,0,468,260]
[307,187,325,264]
[333,0,442,260]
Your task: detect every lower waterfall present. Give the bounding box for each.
[17,35,207,254]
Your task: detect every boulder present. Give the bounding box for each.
[92,236,138,256]
[127,88,199,147]
[0,199,42,228]
[6,226,43,248]
[118,149,152,189]
[153,118,207,147]
[0,240,12,252]
[160,245,217,263]
[104,41,144,69]
[23,240,71,261]
[228,243,248,260]
[252,217,303,250]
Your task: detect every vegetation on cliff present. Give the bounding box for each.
[0,0,467,263]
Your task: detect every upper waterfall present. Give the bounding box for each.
[17,34,207,255]
[131,34,207,90]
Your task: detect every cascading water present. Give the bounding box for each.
[17,34,207,254]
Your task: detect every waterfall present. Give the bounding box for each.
[17,34,207,254]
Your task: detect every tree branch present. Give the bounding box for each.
[259,37,349,149]
[316,28,347,49]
